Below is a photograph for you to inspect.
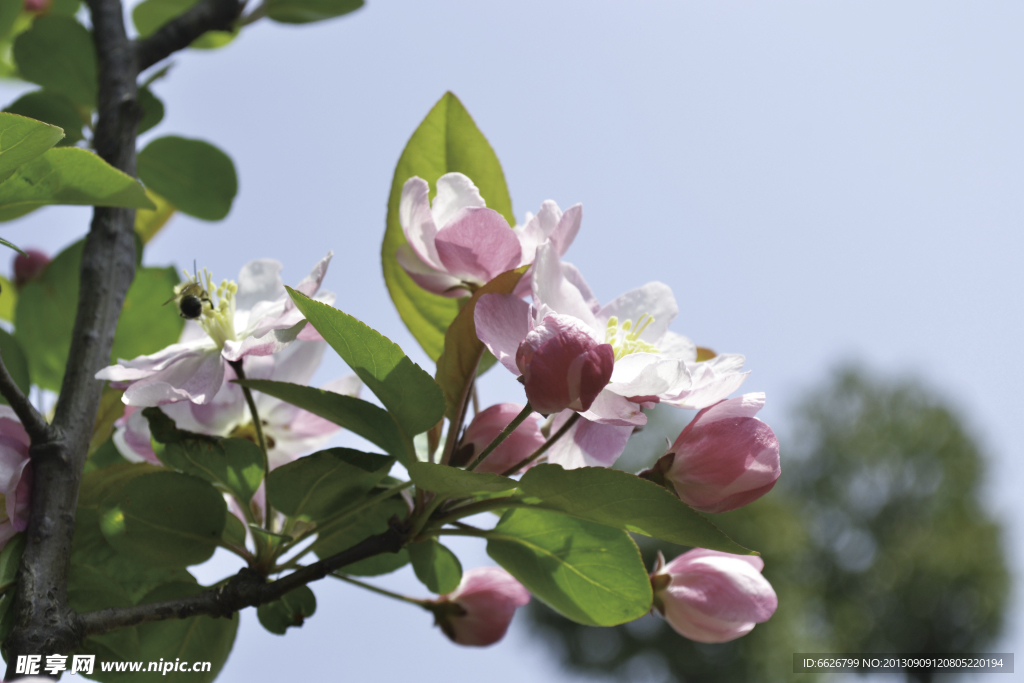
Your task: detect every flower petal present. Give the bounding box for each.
[598,281,678,344]
[396,243,469,297]
[475,293,533,374]
[434,208,522,284]
[399,176,444,269]
[549,203,582,257]
[532,243,600,330]
[235,259,284,314]
[544,412,633,469]
[431,172,487,227]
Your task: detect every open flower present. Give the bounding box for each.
[476,242,749,468]
[97,254,333,406]
[430,567,531,646]
[113,340,359,470]
[396,173,580,297]
[456,403,546,474]
[0,407,32,550]
[651,549,777,643]
[651,393,780,513]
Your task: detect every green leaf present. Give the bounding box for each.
[268,448,393,520]
[407,460,515,497]
[287,290,445,439]
[111,265,184,364]
[408,538,462,594]
[13,16,97,107]
[312,496,407,570]
[236,379,412,464]
[137,86,165,135]
[257,585,316,635]
[383,91,514,361]
[0,329,29,406]
[221,513,247,548]
[0,110,65,180]
[16,243,180,391]
[133,0,236,49]
[99,471,226,567]
[132,581,238,683]
[265,0,362,24]
[486,507,652,626]
[518,464,753,555]
[0,275,15,322]
[0,533,24,594]
[249,525,291,558]
[0,147,155,221]
[134,187,176,244]
[4,91,83,147]
[436,267,525,419]
[0,0,20,40]
[145,408,265,504]
[137,136,237,221]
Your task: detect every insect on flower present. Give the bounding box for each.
[164,261,213,320]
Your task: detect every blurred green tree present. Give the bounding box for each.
[526,367,1009,683]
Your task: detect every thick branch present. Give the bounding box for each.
[2,0,141,673]
[79,524,405,635]
[135,0,243,72]
[0,356,49,441]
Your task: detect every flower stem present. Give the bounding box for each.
[499,412,581,477]
[332,574,429,609]
[228,359,273,531]
[428,497,522,528]
[465,402,533,471]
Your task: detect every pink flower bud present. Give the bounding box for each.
[23,0,51,12]
[0,407,32,550]
[515,313,614,415]
[457,403,546,474]
[651,549,777,643]
[12,249,50,290]
[432,567,531,646]
[660,393,780,513]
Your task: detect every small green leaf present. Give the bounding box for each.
[221,511,247,548]
[436,267,525,419]
[267,448,393,520]
[518,464,753,555]
[137,87,165,135]
[486,507,652,627]
[407,460,516,497]
[99,471,226,567]
[0,533,24,594]
[383,92,515,361]
[257,585,316,635]
[4,91,83,147]
[408,538,462,594]
[0,110,65,180]
[0,147,155,222]
[145,408,265,504]
[236,379,412,464]
[287,290,445,440]
[265,0,362,24]
[137,136,237,221]
[249,525,291,558]
[0,330,30,406]
[133,0,236,49]
[133,581,238,683]
[16,243,180,391]
[13,16,97,107]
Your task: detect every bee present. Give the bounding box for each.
[164,262,213,320]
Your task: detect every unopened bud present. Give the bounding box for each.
[12,249,50,289]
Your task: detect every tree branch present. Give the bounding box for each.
[3,0,142,674]
[135,0,244,72]
[0,356,49,442]
[79,523,405,636]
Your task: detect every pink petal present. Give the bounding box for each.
[462,403,546,475]
[544,412,633,469]
[531,243,600,330]
[399,177,444,269]
[549,203,582,257]
[396,243,469,297]
[431,173,487,227]
[475,293,533,374]
[435,208,521,284]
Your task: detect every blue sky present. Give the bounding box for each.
[1,1,1020,680]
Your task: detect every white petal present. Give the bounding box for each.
[400,177,444,269]
[550,203,582,257]
[694,392,766,426]
[579,390,647,426]
[513,200,562,265]
[532,243,600,330]
[545,413,633,469]
[606,355,692,399]
[474,294,532,374]
[432,172,487,227]
[598,281,678,344]
[235,259,284,314]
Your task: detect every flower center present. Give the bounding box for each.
[605,314,659,360]
[179,268,239,349]
[230,420,276,450]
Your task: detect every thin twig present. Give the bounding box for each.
[0,356,49,441]
[465,402,532,471]
[499,412,581,477]
[135,0,243,72]
[228,360,272,530]
[332,573,428,608]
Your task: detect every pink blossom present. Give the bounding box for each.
[12,249,50,289]
[23,0,51,12]
[432,567,531,646]
[396,173,580,297]
[97,254,333,406]
[657,393,780,513]
[458,403,546,474]
[515,314,614,415]
[113,340,359,471]
[0,407,32,550]
[651,549,777,643]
